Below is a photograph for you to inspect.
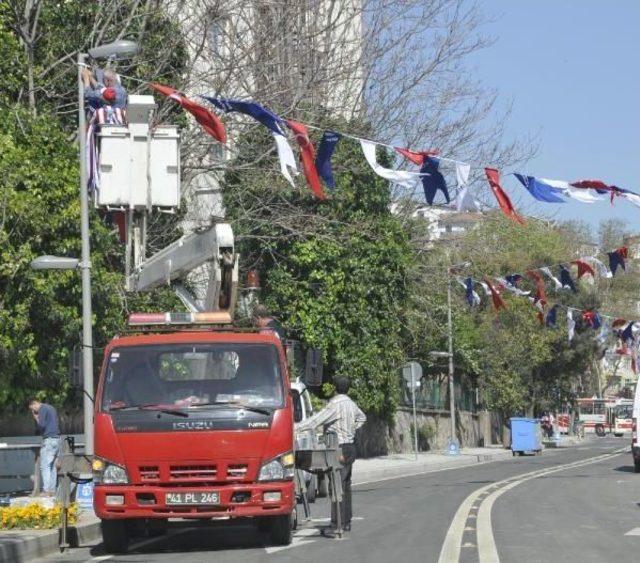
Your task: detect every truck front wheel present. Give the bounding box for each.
[101,520,129,554]
[634,459,640,473]
[268,514,293,546]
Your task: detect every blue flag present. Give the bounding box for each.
[315,131,341,190]
[505,274,523,287]
[545,304,559,328]
[608,250,626,275]
[465,277,475,306]
[514,174,566,203]
[421,157,450,204]
[201,97,285,135]
[621,322,635,343]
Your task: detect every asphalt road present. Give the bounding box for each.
[33,436,639,563]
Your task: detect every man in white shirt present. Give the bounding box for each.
[295,376,366,533]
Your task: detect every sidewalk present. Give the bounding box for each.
[0,510,100,563]
[353,446,514,485]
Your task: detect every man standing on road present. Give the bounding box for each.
[295,376,366,535]
[28,399,60,497]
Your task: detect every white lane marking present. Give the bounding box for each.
[476,450,626,563]
[437,449,626,563]
[625,527,640,536]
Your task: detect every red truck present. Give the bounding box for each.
[91,318,296,553]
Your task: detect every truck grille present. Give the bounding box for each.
[139,466,160,481]
[226,464,248,479]
[169,464,217,481]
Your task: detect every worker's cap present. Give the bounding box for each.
[101,87,117,104]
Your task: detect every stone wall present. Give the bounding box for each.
[356,408,503,457]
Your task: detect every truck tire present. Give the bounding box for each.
[269,514,293,546]
[101,520,129,554]
[306,474,317,503]
[634,459,640,474]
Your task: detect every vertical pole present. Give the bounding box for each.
[412,370,418,461]
[78,53,95,457]
[447,271,456,447]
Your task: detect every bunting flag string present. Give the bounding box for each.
[133,79,640,214]
[451,245,640,370]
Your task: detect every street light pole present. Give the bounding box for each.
[446,270,456,449]
[77,52,95,457]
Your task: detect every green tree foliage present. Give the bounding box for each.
[409,214,608,417]
[223,124,412,416]
[0,4,185,410]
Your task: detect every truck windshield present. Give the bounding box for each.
[101,343,283,412]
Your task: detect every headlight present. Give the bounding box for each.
[93,458,129,485]
[258,451,295,481]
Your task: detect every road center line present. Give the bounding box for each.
[438,448,627,563]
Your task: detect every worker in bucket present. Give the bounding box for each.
[295,376,366,535]
[82,67,127,110]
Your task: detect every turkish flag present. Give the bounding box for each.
[150,83,226,143]
[394,147,440,166]
[484,168,525,225]
[286,120,326,200]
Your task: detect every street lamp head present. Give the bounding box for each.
[88,40,139,60]
[30,255,80,270]
[429,351,452,358]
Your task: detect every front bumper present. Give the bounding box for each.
[94,481,295,520]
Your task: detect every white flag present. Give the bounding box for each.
[478,281,491,296]
[273,133,298,187]
[453,185,480,212]
[540,267,563,290]
[539,178,603,203]
[586,256,612,279]
[567,309,576,343]
[360,139,422,188]
[495,277,530,296]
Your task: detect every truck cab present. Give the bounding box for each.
[93,327,296,553]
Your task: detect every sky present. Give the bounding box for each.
[471,1,640,235]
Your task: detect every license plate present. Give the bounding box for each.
[165,491,220,505]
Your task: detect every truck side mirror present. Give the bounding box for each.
[304,349,323,387]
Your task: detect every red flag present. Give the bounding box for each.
[484,168,525,225]
[616,246,629,259]
[525,270,547,306]
[395,147,440,166]
[484,277,506,311]
[570,179,610,191]
[571,259,595,279]
[286,120,326,200]
[150,83,226,143]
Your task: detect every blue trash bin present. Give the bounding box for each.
[510,417,543,456]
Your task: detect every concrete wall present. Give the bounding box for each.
[357,408,503,457]
[0,410,83,437]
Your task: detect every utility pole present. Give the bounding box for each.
[77,52,95,457]
[447,270,456,450]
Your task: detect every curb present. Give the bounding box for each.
[0,518,101,563]
[353,450,514,485]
